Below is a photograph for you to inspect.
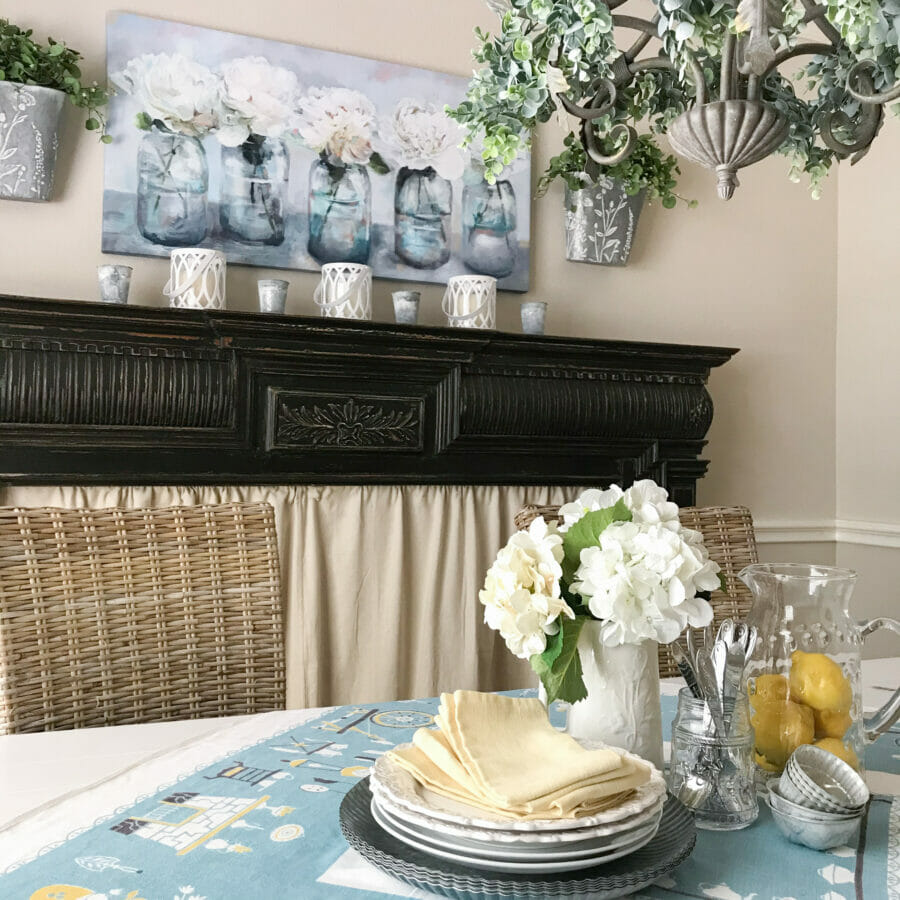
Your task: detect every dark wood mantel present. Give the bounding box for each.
[0,295,737,503]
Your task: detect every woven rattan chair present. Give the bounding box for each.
[0,502,285,734]
[514,504,759,678]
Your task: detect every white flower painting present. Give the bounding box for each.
[102,13,531,290]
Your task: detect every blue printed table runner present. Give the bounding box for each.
[1,693,898,900]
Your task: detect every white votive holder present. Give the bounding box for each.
[521,300,548,335]
[98,265,132,304]
[258,279,289,314]
[392,291,420,325]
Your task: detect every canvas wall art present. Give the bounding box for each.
[102,13,531,291]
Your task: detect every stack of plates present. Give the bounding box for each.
[368,744,668,874]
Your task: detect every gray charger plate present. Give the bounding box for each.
[340,778,696,900]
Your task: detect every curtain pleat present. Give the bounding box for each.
[0,484,574,708]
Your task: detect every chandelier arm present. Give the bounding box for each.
[612,15,707,105]
[720,33,737,100]
[797,0,842,45]
[758,42,835,81]
[846,60,900,104]
[746,74,760,101]
[558,79,618,121]
[622,14,660,63]
[820,69,883,158]
[583,120,639,166]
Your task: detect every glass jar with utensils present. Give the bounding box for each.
[668,619,760,830]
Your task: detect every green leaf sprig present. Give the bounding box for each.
[0,18,110,141]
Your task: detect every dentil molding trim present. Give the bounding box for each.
[756,520,900,549]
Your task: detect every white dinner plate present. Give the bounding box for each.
[369,777,666,845]
[370,742,666,837]
[372,795,663,860]
[370,798,660,873]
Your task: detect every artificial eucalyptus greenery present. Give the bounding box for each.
[448,0,900,200]
[0,19,110,141]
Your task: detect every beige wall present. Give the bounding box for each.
[836,123,900,655]
[2,0,839,530]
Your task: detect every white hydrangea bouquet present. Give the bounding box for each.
[480,480,723,707]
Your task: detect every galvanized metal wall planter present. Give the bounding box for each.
[565,179,646,267]
[0,82,65,202]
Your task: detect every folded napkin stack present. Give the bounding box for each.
[387,690,652,820]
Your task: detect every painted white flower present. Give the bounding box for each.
[479,517,573,659]
[382,99,466,180]
[112,53,223,137]
[572,519,717,646]
[297,86,376,165]
[218,56,301,146]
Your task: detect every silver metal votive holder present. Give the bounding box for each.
[392,291,421,325]
[98,265,132,304]
[258,279,289,314]
[521,300,548,335]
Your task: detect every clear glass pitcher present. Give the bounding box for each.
[740,563,900,774]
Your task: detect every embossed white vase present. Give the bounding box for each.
[565,621,664,770]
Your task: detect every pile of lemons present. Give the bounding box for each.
[749,649,859,772]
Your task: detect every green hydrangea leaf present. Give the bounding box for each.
[531,615,587,705]
[561,499,632,583]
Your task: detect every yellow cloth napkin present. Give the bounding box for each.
[387,690,651,819]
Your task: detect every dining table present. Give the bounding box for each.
[1,658,898,900]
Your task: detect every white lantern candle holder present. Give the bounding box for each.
[163,249,226,310]
[313,263,372,320]
[442,275,496,329]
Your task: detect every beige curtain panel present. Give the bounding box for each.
[0,485,574,709]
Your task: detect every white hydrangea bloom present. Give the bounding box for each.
[297,87,376,165]
[479,517,573,659]
[558,485,624,531]
[571,520,718,646]
[218,56,301,145]
[112,53,223,137]
[558,479,681,532]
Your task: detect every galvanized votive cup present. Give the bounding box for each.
[521,300,548,335]
[98,265,133,304]
[258,279,289,314]
[392,291,421,325]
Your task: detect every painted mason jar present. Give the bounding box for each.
[219,135,289,246]
[307,156,371,264]
[461,178,517,278]
[394,166,452,268]
[136,126,209,246]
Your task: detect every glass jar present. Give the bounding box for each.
[308,156,371,264]
[461,178,517,278]
[394,166,452,268]
[136,126,208,246]
[219,135,288,246]
[668,688,758,830]
[741,563,900,775]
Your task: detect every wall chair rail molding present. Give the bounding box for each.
[755,520,900,548]
[0,296,736,498]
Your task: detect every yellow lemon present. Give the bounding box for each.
[750,698,815,769]
[789,650,852,712]
[813,737,860,769]
[754,751,782,773]
[814,707,853,740]
[749,673,790,703]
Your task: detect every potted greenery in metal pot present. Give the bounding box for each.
[0,18,109,201]
[541,132,694,266]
